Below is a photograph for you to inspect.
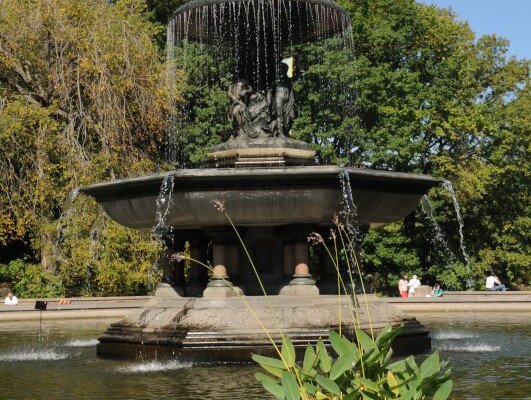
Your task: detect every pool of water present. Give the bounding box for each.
[0,313,529,399]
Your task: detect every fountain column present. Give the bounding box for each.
[155,236,185,297]
[203,227,243,297]
[317,229,342,294]
[186,232,209,297]
[279,224,319,296]
[274,226,294,282]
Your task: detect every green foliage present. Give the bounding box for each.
[0,259,64,298]
[0,0,172,295]
[0,0,528,295]
[253,325,452,400]
[0,259,26,283]
[53,196,162,297]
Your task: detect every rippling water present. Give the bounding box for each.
[0,314,529,399]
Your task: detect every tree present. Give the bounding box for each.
[0,0,174,293]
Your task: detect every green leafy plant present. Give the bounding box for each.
[253,324,452,400]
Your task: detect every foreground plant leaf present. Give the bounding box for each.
[317,339,332,373]
[315,374,341,396]
[282,371,301,400]
[433,380,453,400]
[282,335,296,368]
[329,351,356,380]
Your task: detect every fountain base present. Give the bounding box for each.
[96,294,431,361]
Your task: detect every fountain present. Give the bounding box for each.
[80,0,440,361]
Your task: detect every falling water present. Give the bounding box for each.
[83,212,105,294]
[420,195,455,263]
[150,175,176,290]
[338,169,359,239]
[442,179,474,289]
[154,175,175,240]
[338,169,364,295]
[56,187,80,233]
[165,0,354,162]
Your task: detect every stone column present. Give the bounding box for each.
[203,227,243,297]
[186,232,209,297]
[318,230,342,294]
[274,226,294,281]
[279,224,319,296]
[155,235,185,297]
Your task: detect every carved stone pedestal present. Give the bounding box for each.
[280,263,319,296]
[202,265,243,298]
[96,294,431,362]
[208,136,315,167]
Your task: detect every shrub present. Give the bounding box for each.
[0,259,64,298]
[253,325,452,400]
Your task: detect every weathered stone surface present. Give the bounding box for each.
[154,283,183,297]
[97,294,430,361]
[202,286,243,298]
[413,285,433,298]
[79,166,440,230]
[279,285,319,296]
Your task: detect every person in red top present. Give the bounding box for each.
[398,275,408,298]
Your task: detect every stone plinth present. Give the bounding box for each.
[154,282,184,297]
[96,294,430,361]
[208,136,315,167]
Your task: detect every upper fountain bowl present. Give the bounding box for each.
[79,166,439,230]
[168,0,351,46]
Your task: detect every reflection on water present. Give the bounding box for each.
[0,314,530,399]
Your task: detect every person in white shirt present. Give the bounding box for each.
[407,275,421,297]
[486,272,506,291]
[398,275,409,298]
[4,292,18,306]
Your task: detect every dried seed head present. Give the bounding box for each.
[212,199,225,212]
[332,213,344,228]
[171,252,185,262]
[307,232,324,245]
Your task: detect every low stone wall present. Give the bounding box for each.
[2,292,531,322]
[0,296,148,322]
[385,291,531,312]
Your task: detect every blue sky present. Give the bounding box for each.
[417,0,530,59]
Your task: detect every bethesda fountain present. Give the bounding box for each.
[80,0,439,360]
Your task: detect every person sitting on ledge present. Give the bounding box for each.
[4,292,18,306]
[426,283,444,297]
[485,272,507,291]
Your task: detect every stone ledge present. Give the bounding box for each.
[208,147,315,160]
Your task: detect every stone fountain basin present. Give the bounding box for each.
[80,166,439,230]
